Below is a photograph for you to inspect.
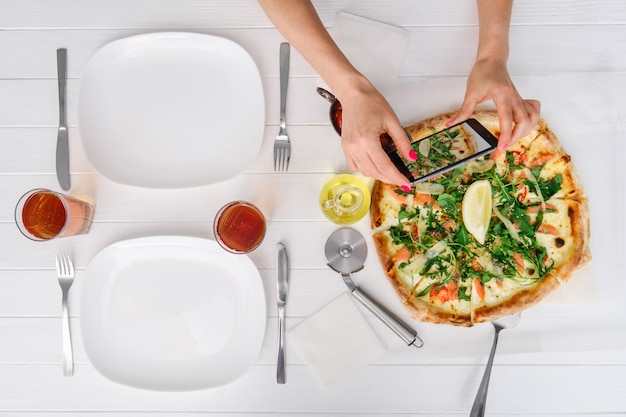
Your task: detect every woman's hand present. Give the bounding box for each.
[454,57,541,152]
[336,77,415,188]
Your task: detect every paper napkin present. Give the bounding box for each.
[328,11,409,96]
[289,292,386,386]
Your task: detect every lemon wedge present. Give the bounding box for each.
[418,138,431,157]
[462,180,492,244]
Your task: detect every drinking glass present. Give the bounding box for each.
[15,188,95,241]
[214,201,267,254]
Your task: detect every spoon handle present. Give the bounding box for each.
[470,326,502,417]
[351,286,423,348]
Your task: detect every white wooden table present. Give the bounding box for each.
[1,1,625,415]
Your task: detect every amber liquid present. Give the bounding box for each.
[21,192,67,239]
[215,202,266,253]
[18,190,94,240]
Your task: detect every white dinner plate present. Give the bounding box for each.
[80,236,266,391]
[78,32,265,188]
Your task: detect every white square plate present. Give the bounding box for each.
[78,32,265,188]
[80,236,266,391]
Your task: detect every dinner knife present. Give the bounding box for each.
[276,242,289,384]
[56,48,70,191]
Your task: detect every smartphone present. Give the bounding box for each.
[387,118,499,184]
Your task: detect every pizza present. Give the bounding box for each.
[370,110,591,326]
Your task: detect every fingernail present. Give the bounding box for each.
[400,185,411,192]
[445,118,455,127]
[408,150,418,161]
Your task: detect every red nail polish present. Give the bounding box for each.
[408,150,418,161]
[445,118,455,127]
[400,185,411,192]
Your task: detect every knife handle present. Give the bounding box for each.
[57,48,67,127]
[276,304,286,384]
[351,287,424,348]
[278,42,289,129]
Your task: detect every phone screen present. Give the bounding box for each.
[388,118,499,184]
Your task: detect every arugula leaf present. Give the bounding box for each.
[510,205,535,237]
[389,226,412,247]
[437,193,457,213]
[453,225,470,246]
[416,283,435,298]
[398,207,418,222]
[458,286,471,301]
[539,173,563,200]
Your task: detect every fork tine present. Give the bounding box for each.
[56,252,74,276]
[279,149,285,172]
[65,253,74,275]
[284,150,290,172]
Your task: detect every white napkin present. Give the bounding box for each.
[328,11,409,96]
[289,292,386,386]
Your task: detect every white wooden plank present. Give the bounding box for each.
[0,363,623,414]
[2,314,626,365]
[1,73,626,129]
[1,0,624,28]
[2,411,611,417]
[0,263,617,319]
[0,125,343,174]
[1,26,626,80]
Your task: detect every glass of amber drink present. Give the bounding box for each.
[213,201,267,254]
[15,188,95,241]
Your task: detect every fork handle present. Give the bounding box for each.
[279,42,290,128]
[470,326,502,417]
[61,290,74,376]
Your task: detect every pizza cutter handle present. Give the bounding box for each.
[351,287,424,348]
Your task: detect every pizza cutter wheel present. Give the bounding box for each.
[325,228,424,348]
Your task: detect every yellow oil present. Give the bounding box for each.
[319,174,371,224]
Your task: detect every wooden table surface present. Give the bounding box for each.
[1,1,625,415]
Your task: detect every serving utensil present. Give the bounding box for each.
[325,228,423,348]
[56,48,70,191]
[55,252,75,376]
[470,313,522,417]
[273,42,291,172]
[275,242,290,384]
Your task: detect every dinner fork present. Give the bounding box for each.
[55,252,75,376]
[470,312,521,417]
[273,42,291,172]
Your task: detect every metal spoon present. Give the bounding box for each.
[470,313,521,417]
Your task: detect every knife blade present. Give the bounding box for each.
[56,48,70,191]
[276,241,289,384]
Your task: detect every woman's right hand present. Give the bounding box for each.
[335,77,416,189]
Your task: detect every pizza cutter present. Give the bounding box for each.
[325,228,424,348]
